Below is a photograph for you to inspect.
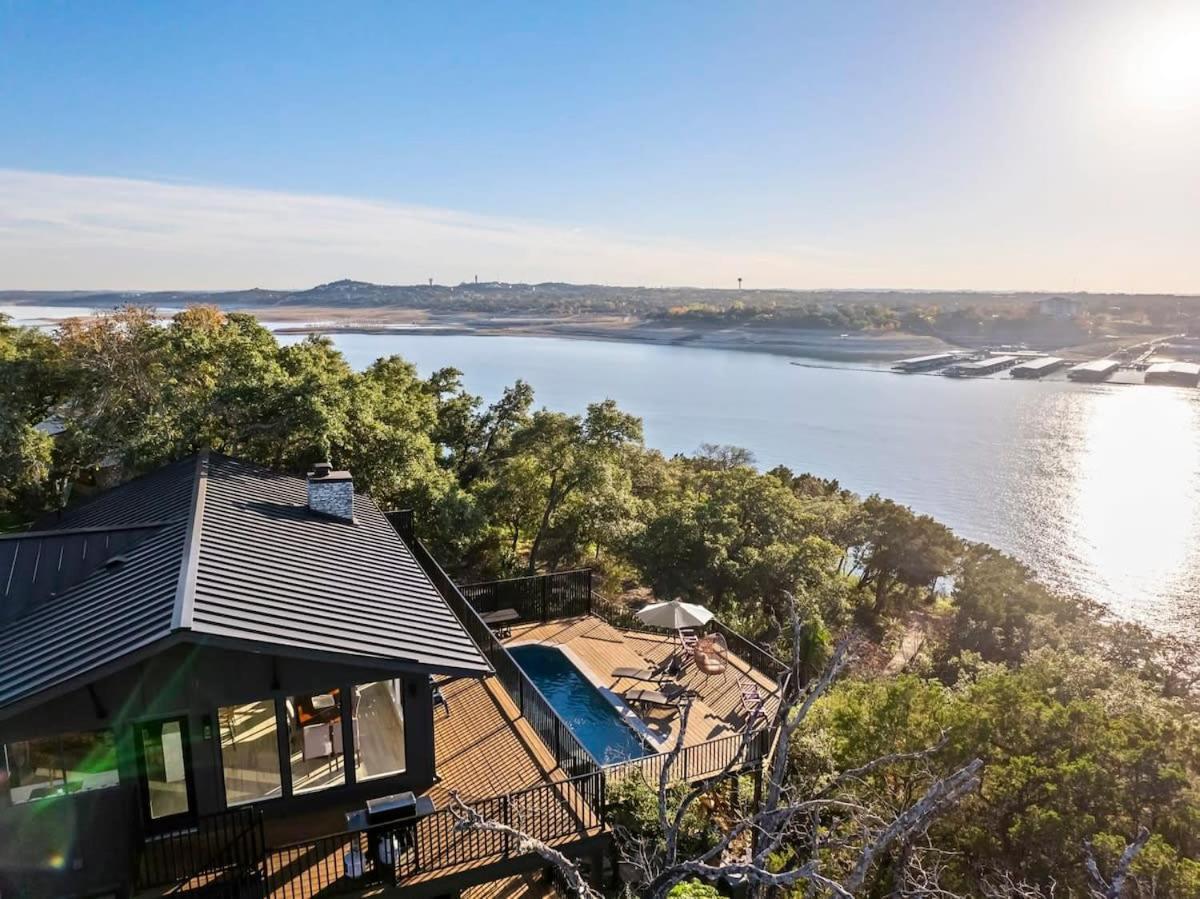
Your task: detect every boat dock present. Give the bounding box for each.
[1067,359,1121,382]
[944,355,1021,377]
[892,352,968,373]
[1144,361,1200,387]
[1010,356,1067,379]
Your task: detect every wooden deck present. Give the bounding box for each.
[504,616,780,753]
[260,673,600,898]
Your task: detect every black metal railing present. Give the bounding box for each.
[459,568,593,622]
[707,619,790,679]
[605,729,772,785]
[137,805,266,894]
[266,772,604,898]
[394,525,603,780]
[591,591,790,680]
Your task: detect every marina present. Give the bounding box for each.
[1067,359,1122,382]
[1145,361,1200,388]
[891,352,969,373]
[943,355,1021,377]
[1010,356,1068,379]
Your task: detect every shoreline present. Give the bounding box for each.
[256,308,956,363]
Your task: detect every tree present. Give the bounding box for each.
[943,544,1083,667]
[627,457,845,621]
[487,400,643,573]
[804,653,1200,897]
[0,314,60,522]
[853,495,960,615]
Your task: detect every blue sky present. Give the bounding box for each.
[1,1,1197,291]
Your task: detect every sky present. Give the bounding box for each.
[1,0,1198,293]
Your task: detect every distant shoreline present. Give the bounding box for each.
[5,299,1163,364]
[256,307,955,362]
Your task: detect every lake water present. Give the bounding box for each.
[294,331,1200,641]
[6,303,1197,640]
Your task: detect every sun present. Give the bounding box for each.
[1116,7,1200,113]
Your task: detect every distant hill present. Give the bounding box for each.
[3,278,1197,317]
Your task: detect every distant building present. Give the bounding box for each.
[1038,296,1084,319]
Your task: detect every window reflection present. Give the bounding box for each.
[219,700,282,805]
[286,689,346,793]
[353,680,406,781]
[3,730,119,804]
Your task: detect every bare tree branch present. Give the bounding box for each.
[1084,826,1150,899]
[447,791,602,899]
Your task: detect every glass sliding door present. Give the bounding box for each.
[136,717,195,828]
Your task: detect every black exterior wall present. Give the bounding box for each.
[0,642,440,898]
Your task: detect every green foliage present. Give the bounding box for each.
[666,880,722,899]
[805,659,1200,897]
[942,544,1084,667]
[605,773,719,861]
[854,495,960,614]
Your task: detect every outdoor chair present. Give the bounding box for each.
[675,628,699,665]
[611,664,671,683]
[624,686,686,715]
[432,684,450,717]
[693,632,729,677]
[738,676,769,729]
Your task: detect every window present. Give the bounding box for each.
[137,718,191,821]
[3,730,119,804]
[286,689,345,794]
[218,700,282,806]
[353,680,406,781]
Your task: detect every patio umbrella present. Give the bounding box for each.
[635,599,714,630]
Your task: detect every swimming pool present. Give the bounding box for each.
[508,644,650,764]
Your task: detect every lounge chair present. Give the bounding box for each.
[612,666,661,683]
[624,686,686,712]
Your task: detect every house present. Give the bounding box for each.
[1,454,781,898]
[1037,296,1084,319]
[0,453,498,895]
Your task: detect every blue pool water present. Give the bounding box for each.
[508,644,650,764]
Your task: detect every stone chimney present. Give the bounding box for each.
[307,461,355,522]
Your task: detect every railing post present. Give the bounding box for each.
[586,570,593,614]
[501,794,512,858]
[542,575,549,622]
[554,716,562,762]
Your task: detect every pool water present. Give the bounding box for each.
[508,644,650,764]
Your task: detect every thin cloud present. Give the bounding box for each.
[0,169,837,291]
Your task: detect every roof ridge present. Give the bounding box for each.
[171,450,209,631]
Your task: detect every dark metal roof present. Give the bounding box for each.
[0,520,187,713]
[0,452,489,716]
[35,455,198,530]
[188,456,489,673]
[0,524,165,624]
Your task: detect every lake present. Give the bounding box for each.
[293,331,1200,641]
[6,302,1197,640]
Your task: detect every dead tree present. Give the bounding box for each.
[1084,827,1151,899]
